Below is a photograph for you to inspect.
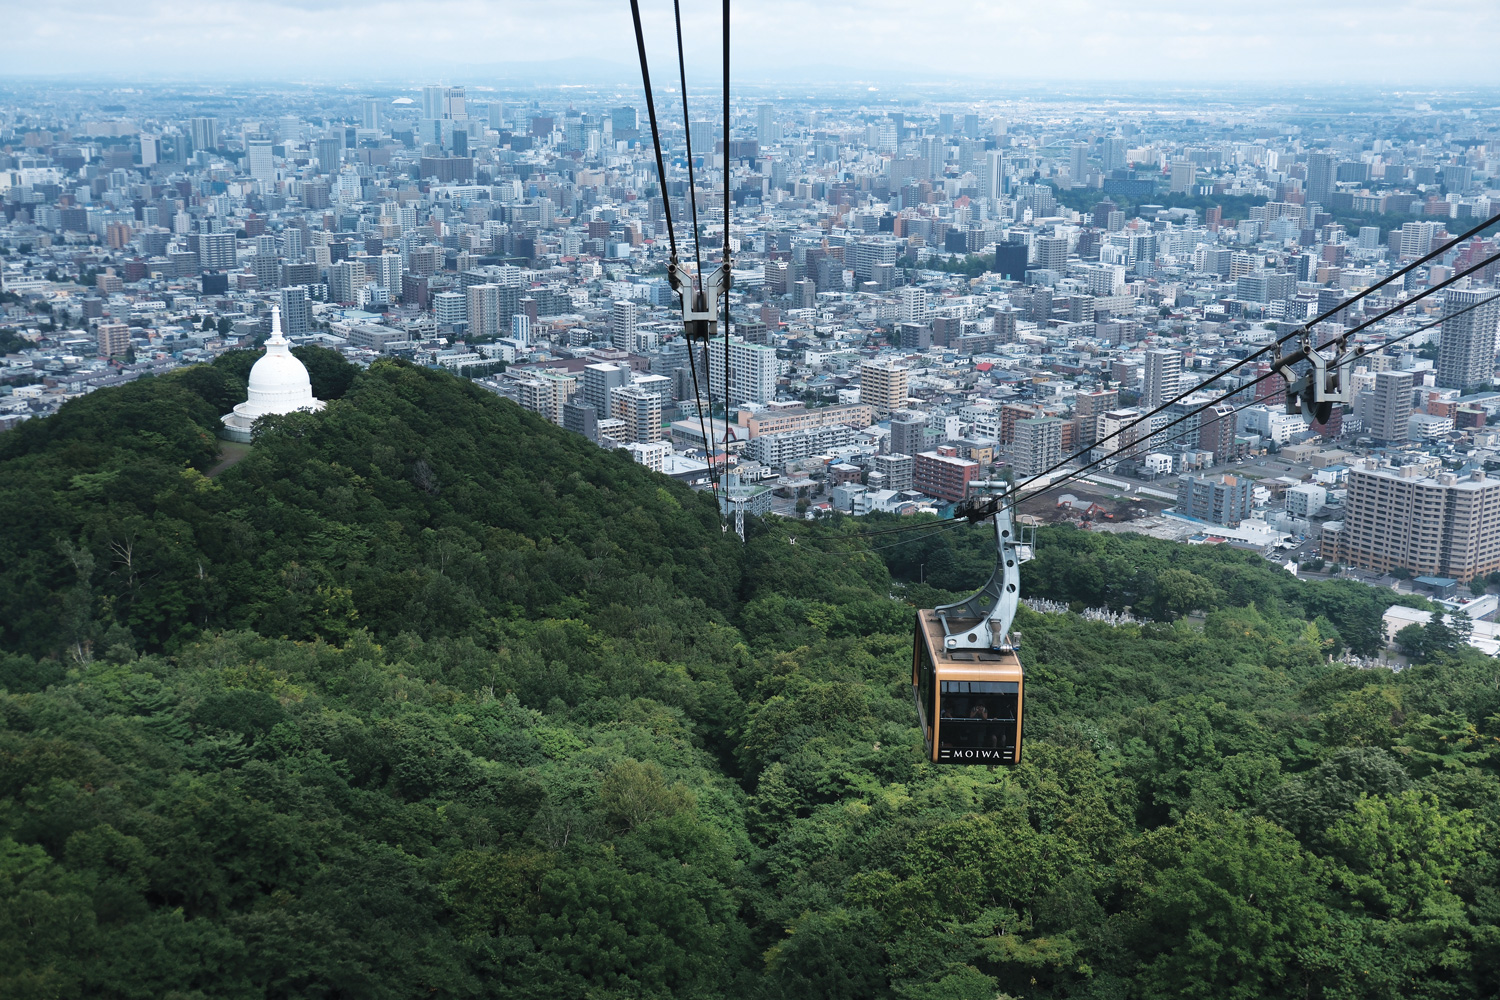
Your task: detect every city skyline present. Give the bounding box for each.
[2,0,1499,85]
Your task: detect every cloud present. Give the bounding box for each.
[0,0,1496,85]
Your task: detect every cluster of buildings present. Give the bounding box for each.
[1,83,1497,579]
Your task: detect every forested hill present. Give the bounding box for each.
[2,359,1499,1000]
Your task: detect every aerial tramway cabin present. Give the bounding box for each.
[913,608,1024,765]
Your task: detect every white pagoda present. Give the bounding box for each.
[220,306,325,442]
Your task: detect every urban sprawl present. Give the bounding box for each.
[2,83,1498,642]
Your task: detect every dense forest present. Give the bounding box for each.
[2,358,1498,999]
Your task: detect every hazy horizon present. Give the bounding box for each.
[2,0,1498,88]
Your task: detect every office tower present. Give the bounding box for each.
[900,287,930,324]
[314,136,341,174]
[963,113,980,138]
[1358,226,1382,250]
[361,98,381,131]
[1012,416,1062,477]
[1102,136,1126,172]
[422,85,445,120]
[198,231,236,270]
[279,285,312,338]
[610,385,664,443]
[1170,160,1196,193]
[189,116,218,152]
[710,339,779,407]
[1333,464,1500,579]
[139,134,160,167]
[982,150,1005,201]
[1070,143,1088,183]
[757,105,775,142]
[1143,349,1183,409]
[1305,152,1334,206]
[443,87,466,119]
[860,360,910,417]
[1438,288,1500,393]
[608,106,637,134]
[246,139,275,182]
[938,112,954,135]
[1370,369,1414,441]
[583,363,630,415]
[610,299,637,352]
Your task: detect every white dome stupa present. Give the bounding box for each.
[220,306,325,442]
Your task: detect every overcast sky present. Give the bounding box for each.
[2,0,1498,87]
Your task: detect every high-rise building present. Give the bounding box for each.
[422,85,445,120]
[1176,474,1252,526]
[433,291,467,327]
[246,140,275,182]
[1170,160,1196,194]
[189,116,218,153]
[1332,464,1500,580]
[197,231,236,270]
[583,363,630,415]
[314,136,342,174]
[1012,416,1062,477]
[873,453,914,492]
[1305,152,1334,206]
[96,322,130,358]
[859,360,909,416]
[611,385,664,443]
[444,87,466,119]
[279,285,312,338]
[1069,142,1089,184]
[900,287,930,324]
[1102,137,1126,172]
[757,105,776,143]
[610,299,637,352]
[710,338,779,406]
[328,260,364,305]
[466,284,505,339]
[361,98,381,132]
[1197,403,1239,462]
[1370,369,1414,441]
[1143,349,1183,409]
[373,253,402,297]
[1074,388,1119,447]
[1437,287,1499,393]
[1033,236,1068,272]
[914,448,979,501]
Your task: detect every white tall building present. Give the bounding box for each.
[709,338,779,407]
[610,299,637,352]
[900,287,930,324]
[246,140,275,182]
[1143,348,1183,409]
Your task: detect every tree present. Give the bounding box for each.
[1149,567,1221,619]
